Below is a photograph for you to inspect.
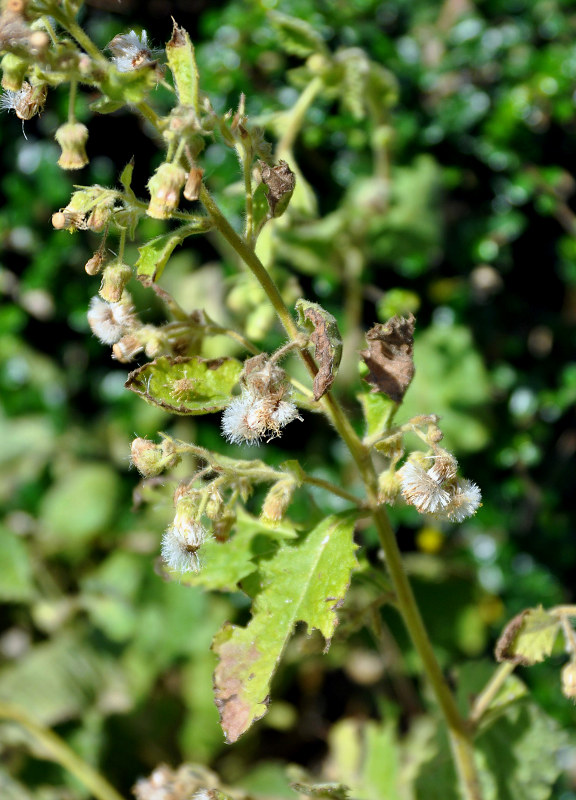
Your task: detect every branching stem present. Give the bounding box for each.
[0,701,126,800]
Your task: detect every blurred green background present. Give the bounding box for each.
[1,0,576,797]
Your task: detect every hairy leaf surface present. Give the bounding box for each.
[212,513,358,742]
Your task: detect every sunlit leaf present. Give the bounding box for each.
[125,355,243,415]
[495,606,561,666]
[213,513,358,742]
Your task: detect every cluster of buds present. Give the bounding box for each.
[130,436,181,477]
[221,354,302,445]
[51,186,117,232]
[398,448,481,522]
[161,486,210,573]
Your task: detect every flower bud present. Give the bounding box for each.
[86,199,114,232]
[377,470,401,504]
[1,53,27,91]
[183,166,204,201]
[146,162,187,219]
[55,122,89,170]
[84,249,106,276]
[562,661,576,700]
[0,81,47,120]
[99,261,132,303]
[261,479,295,523]
[112,333,144,362]
[130,437,180,477]
[205,489,224,520]
[51,209,85,230]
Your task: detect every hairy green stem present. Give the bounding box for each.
[0,702,125,800]
[276,76,323,158]
[54,13,109,65]
[301,474,363,506]
[469,662,516,727]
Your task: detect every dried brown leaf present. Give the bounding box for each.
[360,314,415,402]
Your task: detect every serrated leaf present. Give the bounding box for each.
[269,11,326,57]
[213,513,358,742]
[495,606,561,666]
[125,355,243,415]
[179,511,297,593]
[295,300,343,400]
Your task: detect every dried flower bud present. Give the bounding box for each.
[0,80,46,120]
[28,30,50,53]
[55,122,89,170]
[428,450,458,483]
[84,248,107,276]
[51,209,86,231]
[377,470,401,504]
[87,296,135,344]
[146,162,187,219]
[86,199,114,232]
[261,479,295,523]
[112,333,144,362]
[183,166,204,201]
[562,661,576,700]
[130,437,180,477]
[205,489,224,520]
[99,261,132,303]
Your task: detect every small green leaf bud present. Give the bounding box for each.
[562,660,576,700]
[146,162,187,219]
[131,437,181,477]
[55,122,89,170]
[1,53,27,91]
[99,261,132,303]
[261,479,295,523]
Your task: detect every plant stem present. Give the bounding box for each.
[301,474,363,506]
[276,76,323,158]
[54,13,109,65]
[0,701,125,800]
[469,662,516,727]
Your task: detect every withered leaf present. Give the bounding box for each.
[258,160,296,217]
[295,299,343,400]
[360,314,415,402]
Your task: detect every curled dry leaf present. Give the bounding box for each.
[295,299,343,400]
[360,314,415,402]
[258,160,296,217]
[495,606,560,666]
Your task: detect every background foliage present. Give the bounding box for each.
[1,0,576,797]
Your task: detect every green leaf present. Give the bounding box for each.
[325,718,402,800]
[295,299,343,400]
[358,392,397,438]
[0,527,34,602]
[495,606,561,666]
[213,513,358,742]
[38,464,121,554]
[89,96,125,114]
[125,355,243,415]
[180,511,297,593]
[119,158,136,197]
[269,11,326,57]
[136,223,210,284]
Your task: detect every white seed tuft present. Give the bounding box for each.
[87,296,134,344]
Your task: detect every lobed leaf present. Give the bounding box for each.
[212,513,358,742]
[125,355,243,415]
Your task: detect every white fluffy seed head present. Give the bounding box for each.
[399,461,451,514]
[108,30,154,72]
[87,296,134,344]
[221,389,301,445]
[161,517,207,573]
[435,478,482,522]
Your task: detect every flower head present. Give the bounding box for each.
[161,496,208,573]
[221,389,301,445]
[0,81,46,120]
[107,30,155,72]
[399,460,451,514]
[87,296,134,344]
[433,478,482,522]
